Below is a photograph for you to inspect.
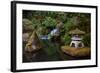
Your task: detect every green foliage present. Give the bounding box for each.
[37,27,49,35]
[23,10,91,47]
[78,14,91,33]
[63,17,77,32]
[42,17,57,27]
[31,18,40,28]
[63,34,71,45]
[83,33,91,47]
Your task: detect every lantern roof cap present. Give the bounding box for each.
[69,28,85,35]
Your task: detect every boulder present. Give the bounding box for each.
[61,46,91,58]
[25,30,43,52]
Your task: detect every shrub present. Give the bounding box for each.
[83,33,91,47]
[63,34,71,45]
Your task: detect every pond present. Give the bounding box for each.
[23,35,87,63]
[23,38,63,62]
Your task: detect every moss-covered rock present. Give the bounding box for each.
[61,46,90,58]
[25,30,43,52]
[23,19,34,32]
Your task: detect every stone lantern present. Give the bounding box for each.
[69,28,85,48]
